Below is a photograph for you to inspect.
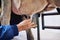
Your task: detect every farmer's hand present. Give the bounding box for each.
[17,19,37,32]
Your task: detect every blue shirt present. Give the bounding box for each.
[0,25,18,40]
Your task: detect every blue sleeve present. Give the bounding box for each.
[0,25,19,40]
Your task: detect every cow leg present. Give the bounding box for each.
[26,29,34,40]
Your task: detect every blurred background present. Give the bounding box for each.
[12,9,60,40]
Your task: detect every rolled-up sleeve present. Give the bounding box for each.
[0,25,19,40]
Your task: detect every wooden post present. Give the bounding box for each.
[1,0,11,25]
